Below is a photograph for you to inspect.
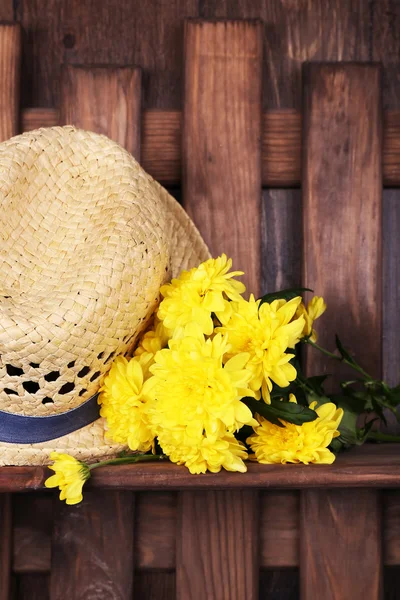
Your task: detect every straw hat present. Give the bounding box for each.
[0,126,209,465]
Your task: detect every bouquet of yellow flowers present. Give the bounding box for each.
[46,255,400,504]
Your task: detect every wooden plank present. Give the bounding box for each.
[261,189,302,295]
[17,0,198,108]
[16,575,49,600]
[260,491,299,568]
[178,20,262,600]
[301,490,383,599]
[0,1,13,20]
[135,492,177,569]
[1,444,400,491]
[0,23,20,142]
[259,569,299,600]
[177,491,259,600]
[50,491,134,599]
[61,65,142,159]
[182,19,262,294]
[372,0,400,110]
[385,491,400,566]
[135,572,175,600]
[48,61,142,600]
[301,64,383,599]
[0,494,12,600]
[13,494,53,573]
[303,63,382,382]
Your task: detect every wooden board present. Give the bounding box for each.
[177,491,259,600]
[182,19,262,294]
[17,0,199,108]
[301,63,383,599]
[0,23,21,142]
[135,492,177,569]
[385,491,400,566]
[303,63,382,382]
[301,490,383,599]
[0,494,12,600]
[61,65,142,159]
[13,494,53,573]
[49,491,135,599]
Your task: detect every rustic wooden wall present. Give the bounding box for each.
[1,0,400,598]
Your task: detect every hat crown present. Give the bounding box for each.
[0,126,171,417]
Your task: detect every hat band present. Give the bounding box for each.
[0,394,100,444]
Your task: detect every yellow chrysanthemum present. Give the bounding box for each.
[99,356,155,452]
[45,452,90,505]
[149,328,256,443]
[247,398,343,464]
[296,296,327,342]
[157,254,246,336]
[217,295,305,402]
[134,319,169,377]
[157,429,248,474]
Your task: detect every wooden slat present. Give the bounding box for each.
[0,494,12,600]
[61,65,142,158]
[48,61,143,600]
[177,491,259,600]
[303,63,382,382]
[135,572,175,600]
[260,491,299,568]
[385,491,400,566]
[16,574,49,600]
[182,19,262,294]
[0,23,20,142]
[177,20,262,600]
[13,494,53,573]
[17,107,400,187]
[135,492,177,569]
[0,23,21,600]
[301,490,383,599]
[50,492,134,599]
[301,63,383,599]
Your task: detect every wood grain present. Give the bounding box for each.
[13,494,53,573]
[0,494,12,600]
[0,1,13,20]
[49,491,135,599]
[61,65,142,159]
[1,444,400,491]
[183,20,262,294]
[385,491,400,566]
[177,491,259,600]
[17,0,198,108]
[135,492,177,569]
[260,491,299,568]
[135,571,175,600]
[200,0,370,109]
[0,23,20,142]
[303,63,382,383]
[301,489,383,599]
[16,574,49,600]
[18,106,400,187]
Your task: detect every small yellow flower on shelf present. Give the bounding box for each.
[247,395,343,465]
[45,452,90,505]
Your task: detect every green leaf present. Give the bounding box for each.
[242,396,318,427]
[258,287,313,307]
[335,335,357,365]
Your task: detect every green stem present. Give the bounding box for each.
[89,453,166,470]
[305,339,372,380]
[367,431,400,443]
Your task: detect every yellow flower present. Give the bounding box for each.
[149,328,256,443]
[247,397,343,464]
[99,356,155,452]
[157,428,248,474]
[45,452,90,505]
[296,296,327,342]
[134,319,169,377]
[217,295,305,402]
[157,254,245,336]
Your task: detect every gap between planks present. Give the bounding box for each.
[21,108,400,187]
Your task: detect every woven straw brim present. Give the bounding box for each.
[0,126,210,466]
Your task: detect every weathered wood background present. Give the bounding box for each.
[0,0,399,598]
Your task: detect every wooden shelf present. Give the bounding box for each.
[2,444,399,493]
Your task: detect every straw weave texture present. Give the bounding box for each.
[0,126,209,465]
